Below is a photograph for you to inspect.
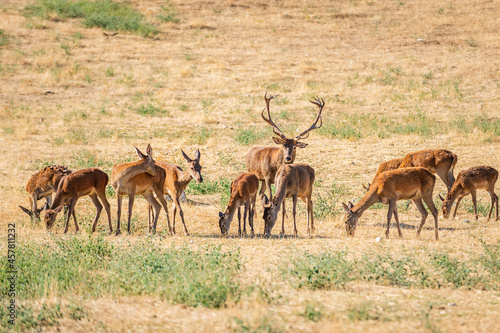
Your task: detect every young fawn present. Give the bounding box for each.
[20,165,72,219]
[150,150,203,235]
[44,168,113,234]
[111,144,170,235]
[439,166,498,221]
[218,172,259,236]
[343,167,440,240]
[262,163,315,236]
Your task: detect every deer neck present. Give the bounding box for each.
[224,198,241,222]
[271,180,287,212]
[352,189,381,217]
[178,169,194,188]
[445,185,462,207]
[118,160,152,182]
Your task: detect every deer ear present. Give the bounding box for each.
[135,146,146,159]
[181,150,192,163]
[37,202,48,213]
[19,206,31,216]
[54,206,64,213]
[194,149,201,162]
[348,201,354,209]
[342,202,351,213]
[272,137,286,145]
[438,194,445,202]
[262,194,270,206]
[296,141,308,148]
[146,144,153,158]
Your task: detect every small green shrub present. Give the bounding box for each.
[157,3,179,23]
[0,29,9,47]
[283,251,352,290]
[234,127,266,145]
[300,303,323,322]
[135,103,168,116]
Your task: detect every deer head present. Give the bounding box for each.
[135,144,157,176]
[261,92,324,164]
[44,206,64,230]
[262,194,279,235]
[438,194,452,219]
[218,211,229,236]
[19,203,48,219]
[342,201,358,236]
[182,149,203,183]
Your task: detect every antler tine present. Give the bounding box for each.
[261,92,287,139]
[295,97,325,140]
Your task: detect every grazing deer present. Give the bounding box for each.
[218,172,259,236]
[246,93,324,200]
[111,144,170,235]
[44,168,113,234]
[19,165,72,219]
[364,158,403,191]
[399,149,457,190]
[343,167,439,240]
[148,150,203,235]
[439,166,498,221]
[262,163,315,236]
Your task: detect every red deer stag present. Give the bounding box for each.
[149,150,203,235]
[246,93,324,200]
[19,165,72,219]
[111,144,170,235]
[262,163,315,236]
[343,167,439,240]
[399,149,457,190]
[219,172,259,236]
[44,168,113,234]
[439,166,498,221]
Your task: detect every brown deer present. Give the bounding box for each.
[110,144,170,235]
[439,166,498,221]
[44,168,113,234]
[218,172,259,236]
[246,93,324,200]
[262,163,315,236]
[364,158,403,190]
[399,149,457,190]
[148,150,203,235]
[19,165,72,219]
[343,167,439,240]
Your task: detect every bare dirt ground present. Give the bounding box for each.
[1,0,499,332]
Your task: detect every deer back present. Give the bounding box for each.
[375,167,435,199]
[26,165,71,194]
[54,168,108,204]
[400,149,456,173]
[274,163,315,199]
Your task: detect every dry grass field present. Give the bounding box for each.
[1,0,499,332]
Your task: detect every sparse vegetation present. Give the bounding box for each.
[25,0,158,37]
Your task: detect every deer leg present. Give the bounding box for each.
[386,200,397,238]
[292,195,298,236]
[243,202,249,236]
[309,197,315,234]
[154,188,171,234]
[237,206,242,237]
[413,198,428,238]
[423,194,439,240]
[249,196,256,236]
[31,194,39,221]
[96,187,113,234]
[127,194,135,234]
[265,179,273,200]
[281,199,286,235]
[116,195,123,235]
[46,195,52,209]
[72,206,79,234]
[470,189,478,221]
[147,204,152,232]
[494,192,499,221]
[486,187,496,221]
[393,204,403,238]
[64,198,77,234]
[452,196,464,219]
[174,197,189,236]
[143,192,161,233]
[89,193,102,233]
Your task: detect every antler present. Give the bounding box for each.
[261,92,287,140]
[295,97,325,140]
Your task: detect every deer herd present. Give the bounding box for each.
[19,94,499,240]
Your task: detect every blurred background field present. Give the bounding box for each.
[0,0,499,332]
